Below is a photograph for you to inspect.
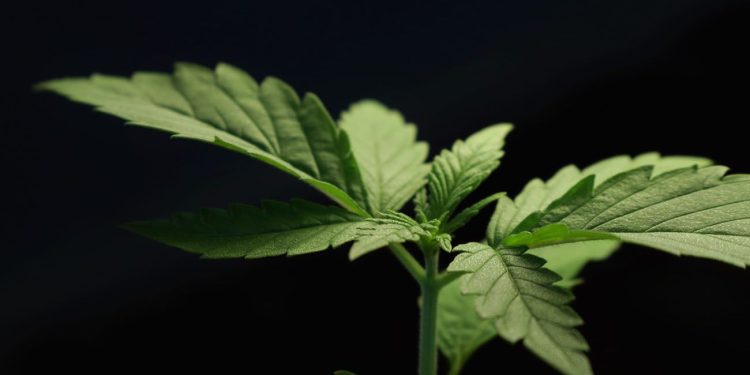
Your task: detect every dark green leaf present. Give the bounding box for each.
[123,199,362,259]
[503,223,617,249]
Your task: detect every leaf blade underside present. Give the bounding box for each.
[448,242,592,375]
[123,199,363,259]
[349,211,429,260]
[487,153,712,283]
[527,165,750,267]
[38,63,370,216]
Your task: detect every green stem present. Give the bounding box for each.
[389,243,425,282]
[436,270,463,289]
[447,358,464,375]
[419,247,440,375]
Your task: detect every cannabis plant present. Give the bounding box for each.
[38,63,749,375]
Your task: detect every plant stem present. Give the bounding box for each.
[436,270,463,289]
[447,358,464,375]
[419,247,440,375]
[389,243,425,282]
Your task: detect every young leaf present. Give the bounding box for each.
[123,199,363,259]
[435,233,454,252]
[424,124,512,219]
[349,211,431,260]
[448,243,591,375]
[443,192,506,234]
[38,63,370,216]
[437,279,496,375]
[339,100,431,213]
[524,165,750,267]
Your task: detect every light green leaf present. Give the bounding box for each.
[448,242,591,375]
[487,169,585,247]
[437,279,496,375]
[123,199,363,259]
[503,223,617,249]
[488,153,712,245]
[503,223,621,288]
[339,100,431,213]
[414,189,429,222]
[526,165,750,267]
[424,124,513,219]
[489,201,621,288]
[436,233,454,252]
[349,211,431,260]
[444,192,506,234]
[527,240,621,289]
[38,63,369,216]
[486,153,712,286]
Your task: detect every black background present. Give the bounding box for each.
[3,1,750,374]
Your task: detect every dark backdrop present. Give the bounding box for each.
[3,1,750,374]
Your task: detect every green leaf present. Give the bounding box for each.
[503,223,618,249]
[339,100,431,213]
[123,199,363,259]
[527,240,621,289]
[424,124,513,219]
[443,192,506,234]
[414,189,429,222]
[333,371,357,375]
[448,242,591,375]
[485,154,712,285]
[435,233,454,252]
[488,153,712,245]
[38,63,369,216]
[503,223,621,288]
[349,211,431,260]
[526,165,750,267]
[437,278,496,375]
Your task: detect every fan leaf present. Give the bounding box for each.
[38,63,370,216]
[525,165,750,267]
[488,153,712,245]
[448,242,592,375]
[487,153,712,284]
[123,199,363,259]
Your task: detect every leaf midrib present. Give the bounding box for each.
[196,219,358,239]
